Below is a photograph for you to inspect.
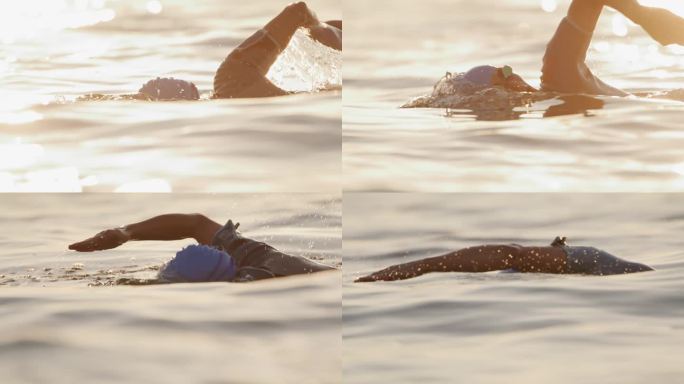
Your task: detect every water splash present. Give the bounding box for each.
[0,263,162,286]
[267,29,342,93]
[402,71,550,112]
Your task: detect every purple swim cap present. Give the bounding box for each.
[463,66,498,86]
[463,65,514,87]
[158,244,236,283]
[138,77,200,101]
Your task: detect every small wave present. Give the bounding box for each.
[646,89,684,102]
[60,29,341,102]
[0,263,161,287]
[402,71,551,111]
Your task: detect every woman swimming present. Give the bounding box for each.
[136,2,341,100]
[355,236,653,282]
[69,213,335,283]
[212,1,341,99]
[406,0,684,108]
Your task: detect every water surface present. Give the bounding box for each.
[0,0,341,192]
[0,194,341,383]
[344,193,684,384]
[343,0,684,192]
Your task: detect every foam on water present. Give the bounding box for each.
[401,71,684,114]
[268,29,342,93]
[401,71,552,113]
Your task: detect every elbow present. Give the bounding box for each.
[189,213,216,245]
[189,213,210,224]
[187,213,210,231]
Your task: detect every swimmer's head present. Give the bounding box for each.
[464,66,536,92]
[463,65,499,86]
[158,244,236,283]
[138,77,200,101]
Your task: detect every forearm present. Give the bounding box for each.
[358,259,433,282]
[606,0,680,33]
[355,245,520,282]
[124,214,220,244]
[602,0,642,22]
[432,245,519,272]
[567,0,604,34]
[263,2,315,51]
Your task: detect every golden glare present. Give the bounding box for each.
[0,0,116,43]
[0,92,47,125]
[146,1,163,15]
[541,0,558,13]
[0,139,44,170]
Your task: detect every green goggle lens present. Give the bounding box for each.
[502,65,513,79]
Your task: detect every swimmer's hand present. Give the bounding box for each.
[286,2,319,28]
[69,228,131,252]
[287,2,341,50]
[308,22,342,50]
[354,274,379,283]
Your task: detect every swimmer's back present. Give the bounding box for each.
[563,246,652,275]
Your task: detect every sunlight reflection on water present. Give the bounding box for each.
[0,0,341,192]
[0,0,116,43]
[343,193,684,384]
[343,0,684,192]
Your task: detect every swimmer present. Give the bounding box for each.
[68,214,335,283]
[539,0,684,96]
[213,1,341,98]
[134,2,341,100]
[414,0,684,101]
[355,236,653,282]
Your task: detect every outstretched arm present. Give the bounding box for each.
[570,0,684,46]
[68,214,222,252]
[214,2,339,98]
[355,245,523,282]
[603,0,684,46]
[541,0,684,95]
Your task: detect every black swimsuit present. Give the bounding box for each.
[211,220,334,282]
[550,237,652,275]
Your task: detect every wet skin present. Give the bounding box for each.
[69,213,335,280]
[541,0,684,96]
[212,2,341,98]
[355,243,652,282]
[69,214,221,252]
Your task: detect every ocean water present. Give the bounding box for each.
[343,193,684,384]
[0,194,341,383]
[343,0,684,192]
[0,0,341,192]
